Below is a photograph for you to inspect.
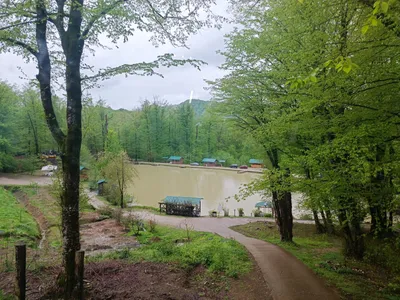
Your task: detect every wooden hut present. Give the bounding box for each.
[159,196,203,217]
[202,158,217,167]
[249,159,264,168]
[168,156,184,164]
[97,179,107,195]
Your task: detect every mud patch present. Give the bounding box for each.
[80,217,139,255]
[0,260,271,300]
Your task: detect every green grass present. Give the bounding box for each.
[130,205,160,214]
[90,225,252,278]
[0,187,39,246]
[0,289,13,300]
[231,222,400,300]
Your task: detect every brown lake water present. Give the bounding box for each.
[128,165,307,217]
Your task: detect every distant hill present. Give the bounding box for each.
[178,99,209,117]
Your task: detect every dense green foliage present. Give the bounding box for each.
[214,0,400,255]
[91,225,252,278]
[82,98,263,165]
[232,222,400,299]
[0,82,262,171]
[0,82,63,172]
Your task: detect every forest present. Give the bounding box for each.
[0,84,263,171]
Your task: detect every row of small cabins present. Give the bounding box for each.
[166,156,264,168]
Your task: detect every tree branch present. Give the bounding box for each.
[35,0,66,146]
[0,20,37,31]
[0,37,38,57]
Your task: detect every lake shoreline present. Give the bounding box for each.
[134,161,264,174]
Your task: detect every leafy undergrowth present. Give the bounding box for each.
[0,186,39,247]
[90,225,252,278]
[231,221,400,300]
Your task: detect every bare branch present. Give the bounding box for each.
[82,53,206,83]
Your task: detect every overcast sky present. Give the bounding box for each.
[0,1,234,110]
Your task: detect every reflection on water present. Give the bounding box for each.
[128,165,306,217]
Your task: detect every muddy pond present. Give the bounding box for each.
[128,165,308,218]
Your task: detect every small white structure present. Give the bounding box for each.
[41,165,57,171]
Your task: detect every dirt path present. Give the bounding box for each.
[0,173,52,186]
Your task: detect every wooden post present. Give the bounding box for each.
[15,242,26,300]
[76,250,85,300]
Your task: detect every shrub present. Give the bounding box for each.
[97,206,113,218]
[148,217,157,233]
[264,213,273,218]
[364,237,400,274]
[253,209,262,217]
[105,226,253,278]
[238,208,244,217]
[112,208,123,224]
[121,213,145,236]
[223,207,229,217]
[298,214,313,221]
[0,153,18,173]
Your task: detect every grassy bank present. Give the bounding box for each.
[91,225,252,278]
[0,186,39,247]
[231,221,400,300]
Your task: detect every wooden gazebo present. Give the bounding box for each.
[159,196,203,217]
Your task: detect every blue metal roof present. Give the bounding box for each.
[202,158,217,163]
[80,166,86,171]
[249,159,263,164]
[255,201,272,208]
[219,160,226,163]
[169,156,182,161]
[164,196,203,205]
[97,179,106,184]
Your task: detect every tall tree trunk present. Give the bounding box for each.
[337,200,364,259]
[312,210,325,234]
[268,149,293,242]
[272,190,293,242]
[325,209,335,234]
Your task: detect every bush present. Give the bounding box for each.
[148,217,157,233]
[253,209,262,217]
[97,206,113,218]
[0,153,18,173]
[121,213,145,236]
[238,208,244,217]
[298,214,313,221]
[88,180,97,191]
[16,156,40,173]
[112,208,123,224]
[94,226,252,278]
[364,237,400,274]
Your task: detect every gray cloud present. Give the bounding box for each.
[0,1,233,109]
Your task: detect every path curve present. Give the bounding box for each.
[132,212,339,300]
[1,175,339,300]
